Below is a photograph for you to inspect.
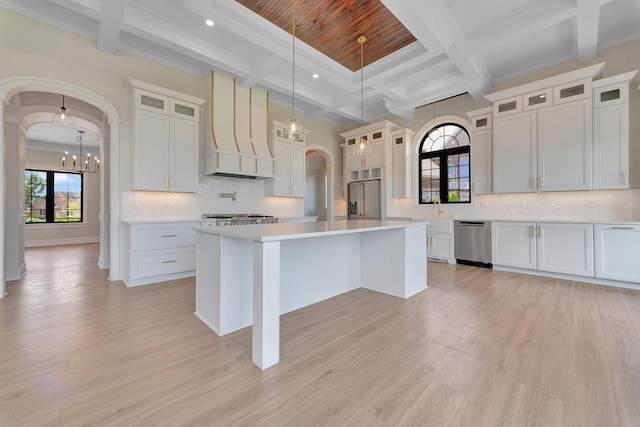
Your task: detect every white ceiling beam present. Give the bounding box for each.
[385,80,468,120]
[464,0,576,57]
[96,0,128,53]
[381,0,492,101]
[576,0,614,63]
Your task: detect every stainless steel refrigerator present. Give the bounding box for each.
[348,179,381,219]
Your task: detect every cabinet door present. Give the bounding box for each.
[170,117,199,192]
[594,224,640,282]
[271,140,291,196]
[593,102,628,189]
[392,146,409,197]
[289,143,306,197]
[365,143,385,168]
[134,109,170,190]
[471,129,492,195]
[537,99,591,191]
[491,222,536,269]
[537,223,594,277]
[428,233,454,260]
[345,149,363,171]
[493,111,537,193]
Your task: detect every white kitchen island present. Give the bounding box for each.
[194,220,428,370]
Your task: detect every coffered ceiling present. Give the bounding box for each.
[2,0,639,127]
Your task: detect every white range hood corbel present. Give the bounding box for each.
[204,70,274,179]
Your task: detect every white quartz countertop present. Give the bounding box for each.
[194,219,426,242]
[411,217,640,225]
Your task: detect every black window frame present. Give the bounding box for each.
[418,123,471,205]
[25,169,84,224]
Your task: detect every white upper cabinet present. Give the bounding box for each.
[341,121,400,183]
[493,110,537,193]
[129,79,205,192]
[537,98,592,191]
[592,71,638,189]
[467,107,493,195]
[266,120,307,197]
[487,64,605,193]
[391,128,414,198]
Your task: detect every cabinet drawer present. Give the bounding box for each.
[129,247,196,279]
[130,223,198,251]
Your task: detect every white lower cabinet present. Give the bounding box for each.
[594,224,640,282]
[537,222,594,276]
[425,219,455,263]
[126,222,198,286]
[492,221,594,277]
[491,221,537,269]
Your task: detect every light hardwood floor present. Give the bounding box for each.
[1,244,639,426]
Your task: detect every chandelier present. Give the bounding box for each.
[354,35,371,157]
[62,130,100,173]
[282,0,304,141]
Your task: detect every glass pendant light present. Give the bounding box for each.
[283,0,304,142]
[51,94,74,125]
[354,35,371,157]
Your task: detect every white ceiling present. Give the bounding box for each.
[28,123,99,151]
[3,0,640,128]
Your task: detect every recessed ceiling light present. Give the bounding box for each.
[205,19,214,27]
[312,74,319,79]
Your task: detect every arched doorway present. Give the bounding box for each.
[305,145,335,221]
[0,76,121,298]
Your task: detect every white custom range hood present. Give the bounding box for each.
[204,71,274,179]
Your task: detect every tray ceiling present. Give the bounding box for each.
[236,0,416,72]
[2,0,639,127]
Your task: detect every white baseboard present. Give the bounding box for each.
[97,254,108,269]
[493,265,640,291]
[25,237,99,247]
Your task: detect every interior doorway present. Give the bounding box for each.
[0,76,122,298]
[304,146,335,222]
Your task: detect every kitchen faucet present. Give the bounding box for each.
[434,196,443,217]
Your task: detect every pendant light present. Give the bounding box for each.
[354,35,371,157]
[283,0,304,141]
[62,130,100,173]
[52,94,74,125]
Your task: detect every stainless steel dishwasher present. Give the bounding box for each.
[454,220,492,268]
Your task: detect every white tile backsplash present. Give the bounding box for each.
[389,189,640,222]
[122,176,640,223]
[121,176,304,221]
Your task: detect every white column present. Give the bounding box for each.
[252,240,280,370]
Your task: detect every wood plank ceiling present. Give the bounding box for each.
[236,0,417,71]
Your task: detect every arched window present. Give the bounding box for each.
[418,123,470,204]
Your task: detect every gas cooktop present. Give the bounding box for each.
[202,213,279,225]
[202,213,275,219]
